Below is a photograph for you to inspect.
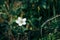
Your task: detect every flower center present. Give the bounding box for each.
[20,20,23,23]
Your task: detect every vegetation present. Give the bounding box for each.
[0,0,60,40]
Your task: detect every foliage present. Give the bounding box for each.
[0,0,60,40]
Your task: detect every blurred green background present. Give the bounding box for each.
[0,0,60,40]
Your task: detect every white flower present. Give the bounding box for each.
[16,17,26,26]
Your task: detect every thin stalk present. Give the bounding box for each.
[53,0,57,22]
[28,19,35,30]
[40,15,60,40]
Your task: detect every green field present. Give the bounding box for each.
[0,0,60,40]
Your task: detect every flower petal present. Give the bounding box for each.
[18,17,22,20]
[23,18,26,22]
[18,23,22,26]
[16,20,19,23]
[22,22,26,25]
[15,17,27,26]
